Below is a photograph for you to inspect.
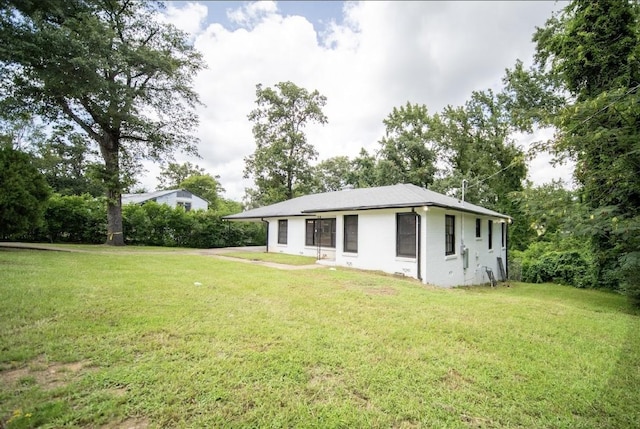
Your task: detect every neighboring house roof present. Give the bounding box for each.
[122,189,182,205]
[225,183,510,220]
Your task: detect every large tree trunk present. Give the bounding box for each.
[105,188,124,245]
[101,136,125,246]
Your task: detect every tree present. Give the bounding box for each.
[376,102,439,188]
[429,90,527,208]
[157,162,206,190]
[244,81,327,206]
[510,180,583,245]
[0,145,51,238]
[0,0,204,245]
[504,0,640,291]
[179,174,224,207]
[347,148,379,189]
[311,156,352,193]
[33,127,105,196]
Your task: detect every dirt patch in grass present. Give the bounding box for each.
[460,413,495,428]
[440,368,473,390]
[107,387,129,397]
[0,358,92,390]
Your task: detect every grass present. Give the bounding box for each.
[0,247,638,428]
[0,242,193,253]
[220,251,317,265]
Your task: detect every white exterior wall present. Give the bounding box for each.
[423,207,508,287]
[265,208,507,288]
[156,192,208,211]
[334,209,419,279]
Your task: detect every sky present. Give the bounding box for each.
[151,0,572,201]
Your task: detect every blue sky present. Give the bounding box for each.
[196,1,346,31]
[156,1,570,200]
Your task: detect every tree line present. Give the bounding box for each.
[0,131,265,247]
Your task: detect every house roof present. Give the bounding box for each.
[122,189,180,205]
[224,184,510,220]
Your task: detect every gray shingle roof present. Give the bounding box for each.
[224,184,510,220]
[122,190,179,205]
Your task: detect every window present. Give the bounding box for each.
[343,215,358,253]
[177,201,192,212]
[396,213,417,258]
[305,218,336,248]
[278,219,288,244]
[488,220,493,250]
[501,222,506,248]
[445,215,456,256]
[475,218,481,238]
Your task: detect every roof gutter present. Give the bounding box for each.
[261,218,269,253]
[302,202,511,220]
[411,208,422,282]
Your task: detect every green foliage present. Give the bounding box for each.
[0,146,51,238]
[244,81,328,206]
[157,162,206,189]
[376,102,438,188]
[121,201,264,248]
[8,193,263,248]
[31,127,104,197]
[344,90,527,219]
[515,241,595,288]
[41,194,106,243]
[345,148,379,189]
[504,0,640,298]
[430,90,527,213]
[620,251,640,306]
[179,174,224,206]
[0,0,204,245]
[509,180,584,249]
[310,156,352,193]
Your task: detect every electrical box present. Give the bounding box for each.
[461,245,469,269]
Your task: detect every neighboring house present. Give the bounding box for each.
[122,189,208,211]
[224,183,510,287]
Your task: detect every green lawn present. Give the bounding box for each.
[0,247,638,428]
[219,251,317,266]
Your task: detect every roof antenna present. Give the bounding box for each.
[461,179,467,206]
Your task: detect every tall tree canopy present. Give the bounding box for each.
[376,102,438,189]
[179,174,224,207]
[157,162,206,190]
[504,0,640,292]
[0,0,204,245]
[310,156,352,193]
[33,126,105,197]
[431,90,527,209]
[244,81,327,206]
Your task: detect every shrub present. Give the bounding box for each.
[41,194,105,243]
[514,241,596,288]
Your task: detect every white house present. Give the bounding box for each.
[225,184,510,287]
[122,189,208,211]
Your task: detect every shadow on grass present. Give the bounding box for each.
[463,282,637,315]
[591,315,640,426]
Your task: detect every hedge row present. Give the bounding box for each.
[23,194,265,248]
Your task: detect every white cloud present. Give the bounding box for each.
[226,0,279,28]
[162,2,208,36]
[151,0,568,201]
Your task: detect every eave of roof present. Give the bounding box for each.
[224,184,510,221]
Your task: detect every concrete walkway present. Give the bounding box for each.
[0,242,323,271]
